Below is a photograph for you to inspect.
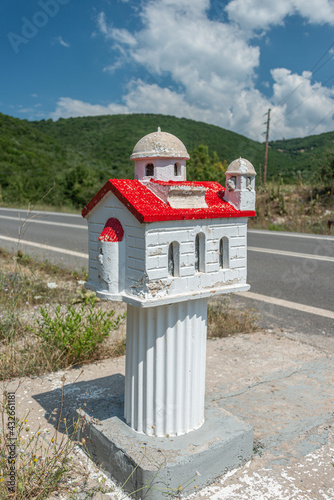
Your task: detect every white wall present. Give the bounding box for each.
[85,192,145,299]
[144,218,248,300]
[134,158,187,182]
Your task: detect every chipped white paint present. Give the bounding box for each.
[125,298,207,436]
[97,238,125,296]
[187,439,334,499]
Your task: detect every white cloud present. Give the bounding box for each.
[96,12,110,37]
[94,0,263,136]
[226,0,334,31]
[269,68,334,137]
[50,97,128,119]
[51,0,334,140]
[53,36,70,48]
[50,80,271,140]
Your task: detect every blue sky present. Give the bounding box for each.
[1,0,334,141]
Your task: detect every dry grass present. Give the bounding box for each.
[0,379,115,499]
[249,183,334,234]
[207,297,260,338]
[0,248,126,381]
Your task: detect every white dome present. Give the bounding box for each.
[226,158,256,175]
[130,130,190,160]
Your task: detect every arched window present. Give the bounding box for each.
[145,163,154,177]
[195,233,205,272]
[168,241,179,277]
[174,162,181,176]
[219,237,229,269]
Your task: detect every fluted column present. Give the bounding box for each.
[124,298,208,437]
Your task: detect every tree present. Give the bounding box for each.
[187,145,228,184]
[319,154,334,197]
[62,164,97,207]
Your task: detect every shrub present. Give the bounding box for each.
[31,296,125,365]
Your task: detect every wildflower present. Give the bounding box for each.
[34,458,37,463]
[47,283,57,289]
[195,470,201,476]
[51,438,55,443]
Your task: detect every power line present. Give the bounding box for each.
[310,40,334,73]
[273,41,334,110]
[269,70,334,137]
[238,40,334,140]
[307,107,334,136]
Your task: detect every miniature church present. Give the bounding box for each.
[82,129,256,438]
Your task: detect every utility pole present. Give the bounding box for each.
[263,108,271,184]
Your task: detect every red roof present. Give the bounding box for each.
[98,218,124,242]
[82,179,255,223]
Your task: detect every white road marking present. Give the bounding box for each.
[0,235,88,259]
[0,207,82,218]
[249,229,334,241]
[248,246,334,262]
[1,234,333,320]
[0,215,86,230]
[237,291,334,319]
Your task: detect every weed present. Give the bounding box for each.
[0,383,89,499]
[207,297,259,338]
[0,375,131,499]
[253,440,264,457]
[0,248,126,379]
[30,295,126,366]
[250,183,334,234]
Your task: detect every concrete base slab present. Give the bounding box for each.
[76,396,253,499]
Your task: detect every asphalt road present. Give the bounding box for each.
[0,207,333,336]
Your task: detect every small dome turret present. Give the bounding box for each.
[131,129,189,182]
[226,158,256,176]
[224,157,256,211]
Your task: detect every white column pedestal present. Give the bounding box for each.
[124,298,208,437]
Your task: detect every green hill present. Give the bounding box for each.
[269,132,334,179]
[0,112,332,209]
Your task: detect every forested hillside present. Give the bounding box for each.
[0,112,333,209]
